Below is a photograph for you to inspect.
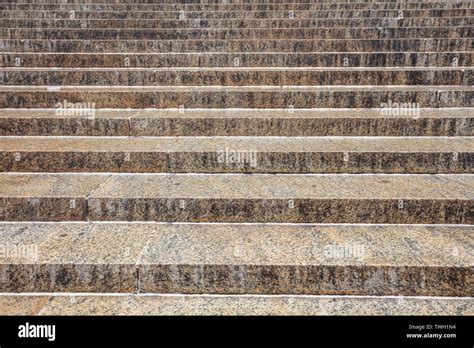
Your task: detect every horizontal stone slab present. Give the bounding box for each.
[0,173,108,221]
[1,173,470,223]
[1,67,470,86]
[3,27,470,40]
[1,85,472,108]
[0,136,472,174]
[1,0,470,3]
[0,8,470,19]
[1,38,468,53]
[1,17,471,29]
[1,1,471,11]
[1,108,472,136]
[1,294,470,315]
[0,223,472,295]
[1,52,471,68]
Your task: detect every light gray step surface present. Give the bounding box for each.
[0,173,471,223]
[1,109,472,137]
[0,136,472,174]
[0,294,473,315]
[0,222,472,295]
[1,293,472,315]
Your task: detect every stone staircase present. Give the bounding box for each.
[0,0,472,315]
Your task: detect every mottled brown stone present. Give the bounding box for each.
[2,67,470,86]
[1,52,472,68]
[2,86,472,108]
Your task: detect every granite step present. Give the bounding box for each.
[2,67,470,86]
[3,27,470,40]
[2,38,469,53]
[0,173,471,223]
[1,293,472,315]
[1,136,472,174]
[1,86,472,109]
[2,109,472,137]
[2,17,471,29]
[0,8,470,19]
[1,2,471,11]
[1,52,471,68]
[1,0,470,3]
[0,222,471,295]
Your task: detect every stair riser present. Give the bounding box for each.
[4,27,470,40]
[2,17,471,29]
[1,0,470,4]
[1,2,471,11]
[2,53,471,68]
[1,152,471,174]
[2,70,470,86]
[139,265,471,296]
[0,9,470,19]
[0,264,470,296]
[2,38,468,52]
[2,117,472,136]
[2,90,472,108]
[0,197,470,223]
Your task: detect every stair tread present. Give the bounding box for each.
[1,108,472,119]
[1,136,473,152]
[0,222,471,295]
[0,173,471,199]
[3,85,471,91]
[1,294,472,315]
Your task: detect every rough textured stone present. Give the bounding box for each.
[0,136,472,173]
[0,223,472,295]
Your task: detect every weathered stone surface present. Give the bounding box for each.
[2,67,470,86]
[0,294,471,315]
[0,109,130,136]
[0,136,472,173]
[129,109,474,136]
[0,8,470,19]
[1,1,471,12]
[2,86,472,108]
[0,173,108,221]
[0,223,472,295]
[4,27,471,40]
[87,173,473,223]
[2,109,472,136]
[1,17,471,30]
[1,52,471,68]
[2,38,470,53]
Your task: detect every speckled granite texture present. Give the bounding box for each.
[0,0,472,312]
[2,39,471,53]
[0,223,472,295]
[0,295,472,315]
[0,173,471,223]
[1,109,472,136]
[2,86,473,108]
[2,67,471,86]
[1,52,472,68]
[0,136,472,173]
